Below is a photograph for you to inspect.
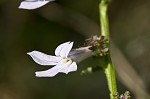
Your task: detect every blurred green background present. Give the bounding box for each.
[0,0,150,99]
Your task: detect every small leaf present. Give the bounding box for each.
[80,65,102,75]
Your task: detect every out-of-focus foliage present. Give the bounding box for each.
[0,0,150,99]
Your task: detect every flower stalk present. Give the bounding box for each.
[99,0,118,99]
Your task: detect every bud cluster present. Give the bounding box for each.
[113,91,131,99]
[85,35,109,56]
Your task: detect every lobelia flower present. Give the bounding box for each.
[19,0,55,10]
[27,41,92,77]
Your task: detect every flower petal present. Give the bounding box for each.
[27,51,61,65]
[35,60,77,77]
[18,0,54,10]
[60,61,77,74]
[55,42,70,56]
[60,42,73,58]
[35,64,63,77]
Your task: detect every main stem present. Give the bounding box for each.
[99,0,117,99]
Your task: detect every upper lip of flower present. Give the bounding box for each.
[55,42,74,58]
[27,41,77,77]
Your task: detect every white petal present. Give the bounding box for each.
[60,42,73,58]
[60,61,77,74]
[35,64,63,77]
[27,51,61,65]
[35,60,77,77]
[68,62,77,72]
[18,0,54,10]
[55,42,70,56]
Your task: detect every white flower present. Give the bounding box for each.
[27,41,76,77]
[19,0,55,10]
[27,41,93,77]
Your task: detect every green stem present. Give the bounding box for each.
[99,0,117,99]
[99,0,110,40]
